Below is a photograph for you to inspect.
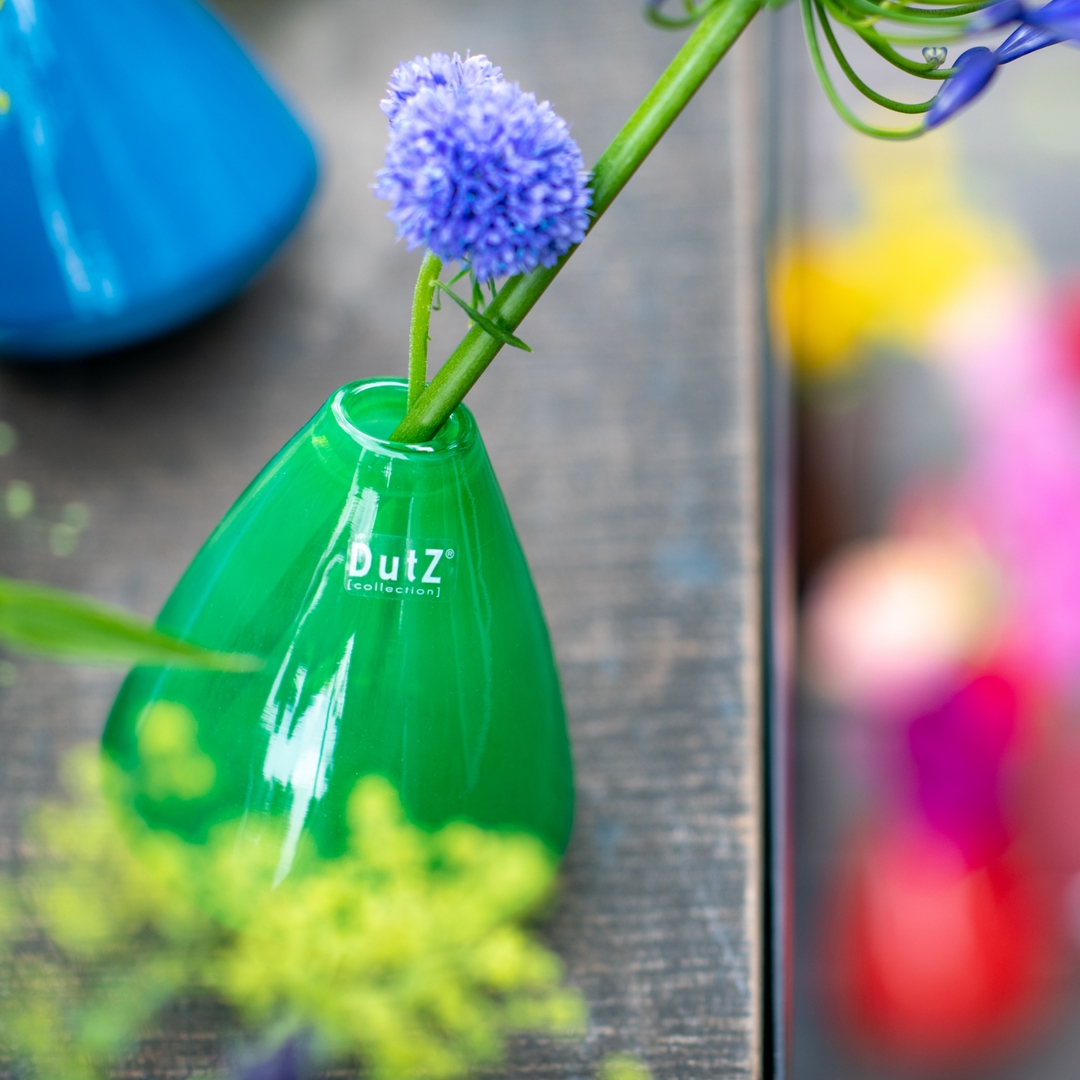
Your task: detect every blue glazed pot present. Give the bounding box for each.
[0,0,318,359]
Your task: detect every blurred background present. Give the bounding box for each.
[778,7,1080,1077]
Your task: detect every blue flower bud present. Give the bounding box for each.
[925,47,999,128]
[1022,0,1080,41]
[995,22,1064,62]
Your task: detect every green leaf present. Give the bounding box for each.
[432,282,533,352]
[0,575,261,671]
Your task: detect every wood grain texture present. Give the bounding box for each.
[0,2,764,1076]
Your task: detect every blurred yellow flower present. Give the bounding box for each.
[774,135,1035,380]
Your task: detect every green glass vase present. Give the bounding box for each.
[102,379,574,887]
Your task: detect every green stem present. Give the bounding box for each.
[803,0,924,138]
[843,14,955,77]
[408,252,442,410]
[874,29,965,41]
[817,0,935,111]
[834,0,973,25]
[390,0,764,444]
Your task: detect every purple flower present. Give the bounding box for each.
[996,0,1079,63]
[1021,0,1080,41]
[925,47,999,128]
[970,0,1023,30]
[907,672,1019,868]
[374,57,592,282]
[381,52,502,126]
[995,22,1064,62]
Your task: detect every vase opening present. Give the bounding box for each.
[331,380,471,456]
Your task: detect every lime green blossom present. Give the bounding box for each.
[0,739,584,1080]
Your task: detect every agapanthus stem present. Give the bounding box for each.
[390,0,764,444]
[803,0,924,137]
[408,252,442,410]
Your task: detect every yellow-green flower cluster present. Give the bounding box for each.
[0,732,584,1080]
[211,775,584,1078]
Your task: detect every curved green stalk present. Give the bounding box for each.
[820,0,957,76]
[803,0,925,138]
[647,7,703,27]
[871,0,989,16]
[390,0,764,444]
[902,3,990,15]
[840,13,955,77]
[408,252,442,410]
[835,0,974,26]
[874,28,966,41]
[817,0,936,111]
[646,0,717,29]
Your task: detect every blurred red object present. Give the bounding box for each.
[824,825,1060,1067]
[1022,739,1080,878]
[1052,274,1080,385]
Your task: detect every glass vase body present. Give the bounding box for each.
[0,0,317,359]
[102,380,574,884]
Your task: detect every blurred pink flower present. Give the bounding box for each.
[936,277,1080,693]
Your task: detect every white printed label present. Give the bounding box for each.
[345,533,457,602]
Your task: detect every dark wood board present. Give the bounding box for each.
[0,2,765,1076]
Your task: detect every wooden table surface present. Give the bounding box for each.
[0,2,766,1076]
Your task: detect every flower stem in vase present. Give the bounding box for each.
[408,252,442,410]
[390,0,765,444]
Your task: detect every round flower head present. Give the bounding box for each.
[374,58,592,282]
[381,52,502,126]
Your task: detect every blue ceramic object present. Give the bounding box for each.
[0,0,318,359]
